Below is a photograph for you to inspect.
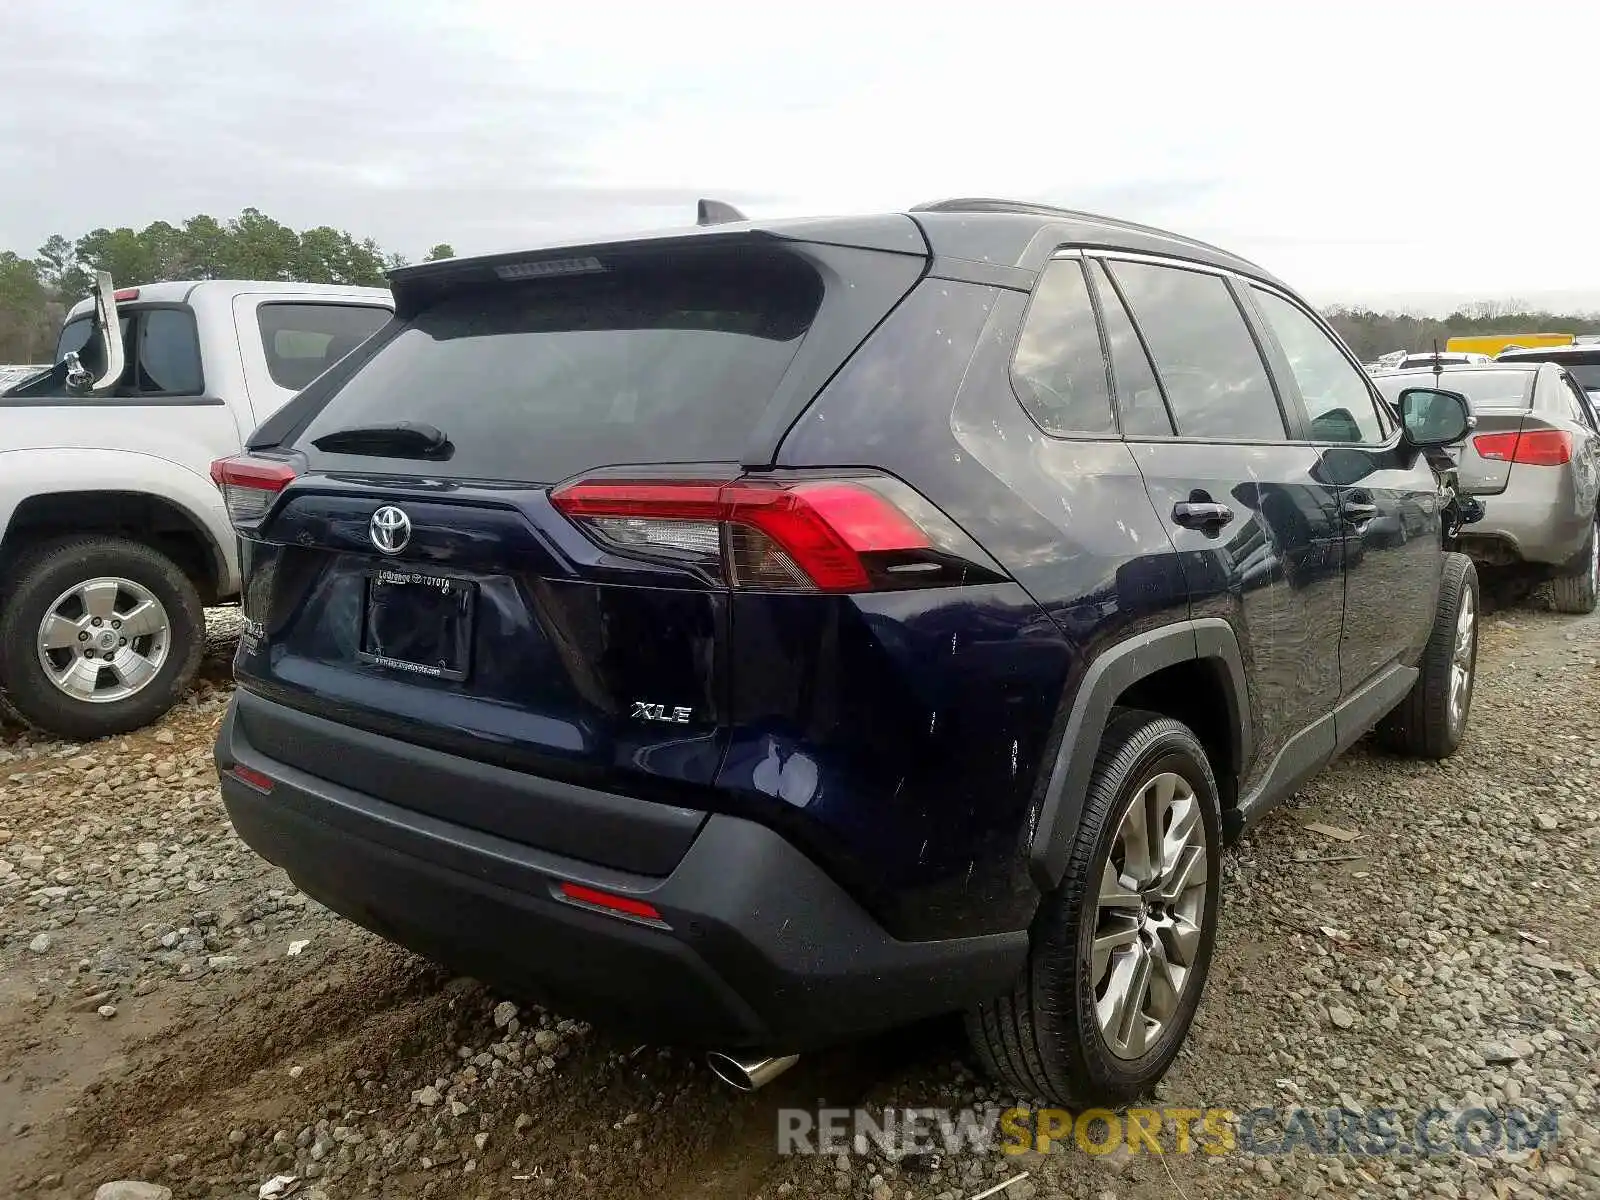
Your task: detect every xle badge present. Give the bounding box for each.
[631,701,692,724]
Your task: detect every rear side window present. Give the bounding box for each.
[1010,260,1114,435]
[259,303,390,391]
[1091,261,1173,437]
[1110,261,1285,441]
[296,254,822,482]
[136,309,203,394]
[1250,287,1385,444]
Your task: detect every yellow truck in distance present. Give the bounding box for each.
[1446,332,1574,357]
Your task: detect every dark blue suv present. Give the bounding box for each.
[212,199,1477,1104]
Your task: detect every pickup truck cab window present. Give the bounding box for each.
[257,302,391,391]
[54,308,202,398]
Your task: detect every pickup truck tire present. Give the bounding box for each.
[1375,552,1478,759]
[0,536,204,741]
[1549,519,1598,615]
[966,708,1222,1105]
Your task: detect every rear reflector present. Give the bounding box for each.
[557,882,665,924]
[1473,430,1572,466]
[229,764,275,793]
[210,455,299,527]
[552,476,953,592]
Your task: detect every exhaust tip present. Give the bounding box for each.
[706,1051,799,1091]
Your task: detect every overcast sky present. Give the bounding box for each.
[5,0,1597,314]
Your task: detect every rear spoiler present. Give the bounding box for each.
[386,214,929,320]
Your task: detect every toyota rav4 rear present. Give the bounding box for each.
[211,216,1059,1069]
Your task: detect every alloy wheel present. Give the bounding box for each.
[35,577,172,704]
[1091,770,1209,1060]
[1449,586,1475,733]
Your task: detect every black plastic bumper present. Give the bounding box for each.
[214,693,1027,1051]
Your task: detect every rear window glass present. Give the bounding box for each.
[137,309,203,394]
[259,303,391,391]
[296,255,823,482]
[1374,370,1533,410]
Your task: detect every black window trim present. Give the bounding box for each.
[1087,257,1178,437]
[1085,250,1303,446]
[253,299,396,393]
[1005,250,1121,441]
[55,302,217,407]
[1241,280,1401,450]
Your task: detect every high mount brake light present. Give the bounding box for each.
[210,455,298,527]
[550,476,972,593]
[1473,430,1572,466]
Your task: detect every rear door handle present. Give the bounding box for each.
[1172,501,1235,530]
[1341,501,1379,524]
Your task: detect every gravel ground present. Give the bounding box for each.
[2,600,1597,1200]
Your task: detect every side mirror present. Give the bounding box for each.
[1398,387,1473,449]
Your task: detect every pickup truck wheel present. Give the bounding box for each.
[0,537,204,740]
[966,709,1222,1105]
[1375,551,1478,759]
[1549,519,1598,615]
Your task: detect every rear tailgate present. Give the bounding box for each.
[227,231,928,862]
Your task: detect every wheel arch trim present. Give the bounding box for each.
[1026,618,1250,891]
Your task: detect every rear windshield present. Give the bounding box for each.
[1500,352,1600,392]
[296,254,823,482]
[1374,369,1533,410]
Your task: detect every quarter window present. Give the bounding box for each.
[1108,261,1285,441]
[1251,287,1384,444]
[1010,260,1115,436]
[136,309,203,395]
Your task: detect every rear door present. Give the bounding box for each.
[1245,284,1440,697]
[1092,256,1347,797]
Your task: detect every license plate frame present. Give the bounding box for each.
[359,567,476,682]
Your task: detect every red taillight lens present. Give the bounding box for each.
[210,455,298,527]
[551,476,960,593]
[113,287,140,302]
[557,882,665,924]
[1473,430,1572,466]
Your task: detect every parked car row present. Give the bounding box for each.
[1371,345,1600,611]
[1,199,1578,1110]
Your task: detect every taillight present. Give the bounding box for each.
[550,475,1001,592]
[210,455,298,528]
[1473,430,1572,466]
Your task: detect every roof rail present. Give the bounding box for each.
[910,197,1087,217]
[697,199,748,226]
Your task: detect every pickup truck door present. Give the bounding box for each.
[233,295,393,428]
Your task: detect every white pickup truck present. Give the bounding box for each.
[0,274,392,739]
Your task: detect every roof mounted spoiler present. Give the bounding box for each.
[697,199,747,226]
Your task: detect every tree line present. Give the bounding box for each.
[4,210,1599,366]
[1323,302,1600,363]
[0,208,454,363]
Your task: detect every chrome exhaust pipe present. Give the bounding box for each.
[706,1051,799,1091]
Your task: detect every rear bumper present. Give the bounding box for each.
[214,694,1025,1051]
[1465,478,1590,566]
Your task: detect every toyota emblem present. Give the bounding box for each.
[369,506,412,554]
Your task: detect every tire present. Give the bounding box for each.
[966,708,1223,1106]
[1375,552,1478,760]
[1550,519,1598,615]
[0,536,204,740]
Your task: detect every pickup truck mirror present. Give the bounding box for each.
[1397,386,1474,449]
[66,270,126,397]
